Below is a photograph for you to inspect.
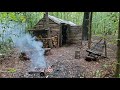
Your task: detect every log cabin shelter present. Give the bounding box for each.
[29,14,82,48]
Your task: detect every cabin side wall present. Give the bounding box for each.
[67,26,82,44]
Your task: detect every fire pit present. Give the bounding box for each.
[28,66,53,78]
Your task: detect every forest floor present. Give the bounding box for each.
[0,37,117,78]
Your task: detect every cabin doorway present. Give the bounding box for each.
[61,24,68,45]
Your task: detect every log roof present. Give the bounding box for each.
[48,15,77,26]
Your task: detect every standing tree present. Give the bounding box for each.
[88,12,93,49]
[82,12,91,41]
[115,12,120,77]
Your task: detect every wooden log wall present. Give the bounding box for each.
[68,26,82,44]
[31,16,82,47]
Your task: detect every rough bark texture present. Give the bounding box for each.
[115,12,120,77]
[82,12,90,41]
[88,12,93,49]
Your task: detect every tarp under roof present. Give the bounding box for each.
[48,15,77,26]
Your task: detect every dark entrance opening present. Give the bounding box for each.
[62,24,68,45]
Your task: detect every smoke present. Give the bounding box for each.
[0,21,47,69]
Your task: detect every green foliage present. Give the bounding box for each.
[92,12,119,35]
[102,64,108,69]
[0,12,119,35]
[0,38,13,54]
[0,12,119,55]
[7,68,17,73]
[9,12,17,21]
[24,12,44,29]
[94,70,102,77]
[0,12,44,54]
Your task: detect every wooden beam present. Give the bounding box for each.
[59,24,63,47]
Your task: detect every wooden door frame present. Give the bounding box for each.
[59,23,70,47]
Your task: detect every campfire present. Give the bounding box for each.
[18,46,53,78]
[28,66,53,77]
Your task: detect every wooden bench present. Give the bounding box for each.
[85,39,106,61]
[44,48,52,56]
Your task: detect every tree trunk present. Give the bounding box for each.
[82,12,91,41]
[88,12,93,49]
[64,12,66,20]
[115,12,120,77]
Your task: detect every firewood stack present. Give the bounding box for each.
[42,39,49,48]
[35,33,58,48]
[51,36,58,48]
[19,52,30,61]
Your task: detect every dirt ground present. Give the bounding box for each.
[0,39,117,78]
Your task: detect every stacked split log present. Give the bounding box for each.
[42,39,49,48]
[51,36,58,48]
[37,35,58,48]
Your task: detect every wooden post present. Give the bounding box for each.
[59,24,63,47]
[103,22,107,58]
[66,24,70,43]
[88,12,93,49]
[48,28,53,48]
[104,38,107,57]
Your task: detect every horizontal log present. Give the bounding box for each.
[35,24,59,29]
[69,35,82,38]
[34,25,43,27]
[44,48,51,51]
[40,38,52,40]
[28,28,49,31]
[86,50,102,56]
